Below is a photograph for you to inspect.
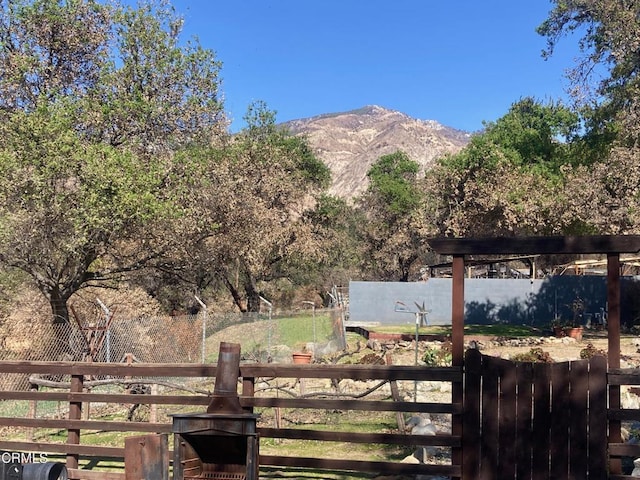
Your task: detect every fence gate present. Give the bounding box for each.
[462,348,608,480]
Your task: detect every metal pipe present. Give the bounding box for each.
[207,342,243,413]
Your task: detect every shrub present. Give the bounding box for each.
[511,347,554,363]
[422,342,452,366]
[579,343,607,359]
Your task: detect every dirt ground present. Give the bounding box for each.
[208,318,640,367]
[464,329,640,365]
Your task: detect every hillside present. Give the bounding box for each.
[285,105,471,199]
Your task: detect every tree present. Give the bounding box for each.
[0,0,226,323]
[480,97,582,171]
[173,102,332,313]
[359,151,433,281]
[538,0,640,143]
[298,193,364,298]
[424,98,593,236]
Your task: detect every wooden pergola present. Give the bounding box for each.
[428,235,640,476]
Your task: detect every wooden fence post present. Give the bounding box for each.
[27,383,38,441]
[462,349,481,480]
[150,384,158,423]
[67,373,83,470]
[589,356,608,479]
[385,353,406,433]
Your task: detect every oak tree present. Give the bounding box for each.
[538,0,640,143]
[359,151,433,281]
[0,0,225,323]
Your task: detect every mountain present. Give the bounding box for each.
[284,105,471,199]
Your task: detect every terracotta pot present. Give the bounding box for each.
[292,352,312,364]
[564,327,583,341]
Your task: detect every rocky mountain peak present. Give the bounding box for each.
[284,105,470,199]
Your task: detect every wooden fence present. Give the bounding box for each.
[3,356,640,479]
[0,360,462,480]
[463,349,608,480]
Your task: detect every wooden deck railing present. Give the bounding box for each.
[0,360,462,480]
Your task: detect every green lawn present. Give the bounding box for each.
[367,323,543,337]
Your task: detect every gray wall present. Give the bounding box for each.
[349,276,640,326]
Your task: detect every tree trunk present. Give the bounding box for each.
[244,276,261,313]
[48,287,71,324]
[221,273,247,312]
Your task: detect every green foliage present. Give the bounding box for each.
[357,150,431,281]
[538,0,640,143]
[366,150,420,215]
[424,97,618,236]
[441,97,581,177]
[0,0,226,322]
[421,343,452,367]
[164,102,336,313]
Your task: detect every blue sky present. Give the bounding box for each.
[170,1,582,133]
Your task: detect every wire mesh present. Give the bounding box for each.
[0,307,346,389]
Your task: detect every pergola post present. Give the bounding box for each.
[452,255,465,366]
[452,254,465,478]
[608,253,622,475]
[427,235,640,480]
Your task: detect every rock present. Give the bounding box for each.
[401,454,420,464]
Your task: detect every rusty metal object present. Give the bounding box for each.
[207,342,243,414]
[125,434,169,480]
[171,342,260,480]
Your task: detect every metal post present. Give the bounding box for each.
[302,301,316,347]
[96,298,111,363]
[195,295,207,364]
[260,296,273,358]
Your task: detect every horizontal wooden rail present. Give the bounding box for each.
[0,417,459,447]
[608,369,640,385]
[260,455,461,476]
[0,417,172,434]
[245,396,461,413]
[259,427,460,446]
[0,360,461,479]
[0,390,212,405]
[0,360,461,381]
[0,360,218,377]
[0,440,124,458]
[243,363,461,381]
[609,442,640,457]
[608,408,640,421]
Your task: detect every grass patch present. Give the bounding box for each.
[366,325,450,335]
[274,315,335,350]
[368,323,541,337]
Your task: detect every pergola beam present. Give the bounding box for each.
[428,235,640,256]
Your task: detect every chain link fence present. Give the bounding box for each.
[0,307,347,390]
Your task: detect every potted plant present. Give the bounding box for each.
[565,298,585,340]
[292,346,312,364]
[551,319,583,341]
[552,298,585,340]
[551,318,565,337]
